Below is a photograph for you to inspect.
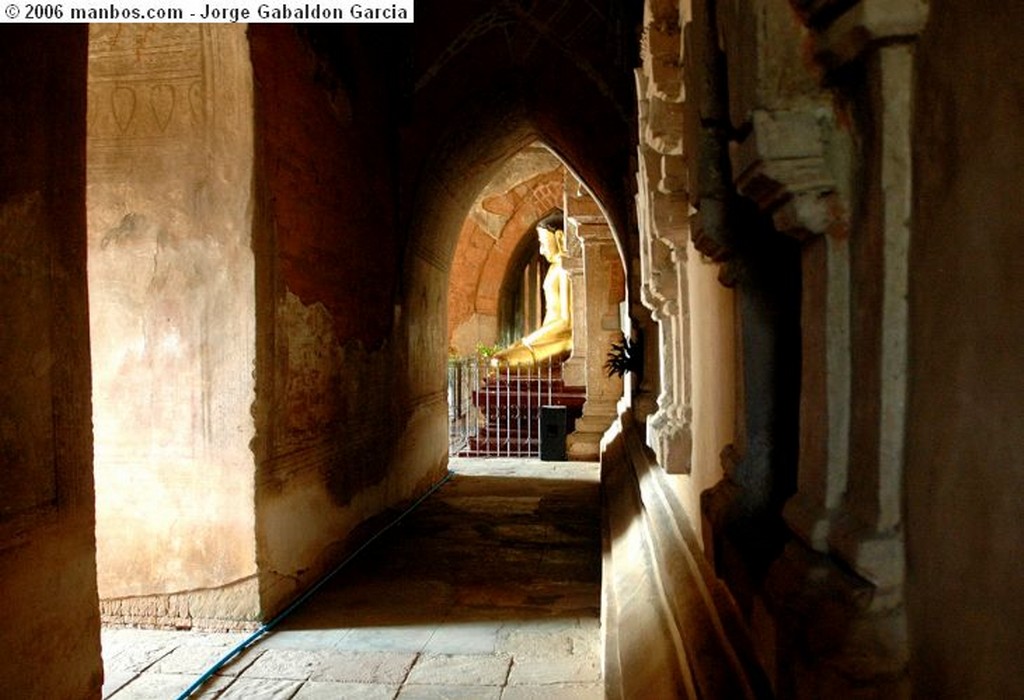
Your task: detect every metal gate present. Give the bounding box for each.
[447,356,559,458]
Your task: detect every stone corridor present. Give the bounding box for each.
[100,459,603,699]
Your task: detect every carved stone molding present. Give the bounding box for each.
[643,0,683,102]
[645,96,684,155]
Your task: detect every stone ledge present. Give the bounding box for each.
[601,410,772,699]
[100,575,262,632]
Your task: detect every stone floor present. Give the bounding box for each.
[101,458,603,699]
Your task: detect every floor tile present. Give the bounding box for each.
[398,685,502,700]
[215,677,304,699]
[422,621,501,655]
[405,653,512,686]
[237,648,325,681]
[256,629,352,651]
[107,672,230,699]
[334,625,437,652]
[153,645,243,676]
[507,655,602,685]
[500,683,603,699]
[293,681,399,699]
[311,651,418,684]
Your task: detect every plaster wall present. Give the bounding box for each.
[0,27,102,697]
[249,26,445,617]
[683,244,736,540]
[907,3,1024,695]
[87,26,259,623]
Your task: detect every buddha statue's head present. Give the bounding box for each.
[537,224,567,263]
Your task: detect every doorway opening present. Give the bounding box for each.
[445,143,625,460]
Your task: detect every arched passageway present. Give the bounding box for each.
[63,0,639,630]
[444,142,627,461]
[82,16,633,695]
[445,144,565,356]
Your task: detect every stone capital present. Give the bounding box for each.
[809,0,930,68]
[573,222,614,244]
[648,291,679,321]
[732,108,844,240]
[564,172,606,225]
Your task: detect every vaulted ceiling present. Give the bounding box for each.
[304,1,642,245]
[406,0,642,234]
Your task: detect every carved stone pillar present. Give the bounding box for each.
[635,5,695,473]
[564,178,625,460]
[655,159,695,475]
[728,0,929,598]
[640,204,693,474]
[638,224,678,467]
[561,204,588,388]
[718,0,853,556]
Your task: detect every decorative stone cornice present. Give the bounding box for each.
[659,151,687,194]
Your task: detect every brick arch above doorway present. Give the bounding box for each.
[447,163,565,356]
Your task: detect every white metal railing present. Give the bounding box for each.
[447,355,557,458]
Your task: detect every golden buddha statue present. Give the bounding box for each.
[491,224,573,367]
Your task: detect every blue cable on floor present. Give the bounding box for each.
[174,468,456,700]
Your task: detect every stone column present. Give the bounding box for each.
[728,0,929,596]
[637,146,677,461]
[731,106,851,552]
[564,178,625,461]
[88,24,260,628]
[722,0,928,693]
[561,203,588,388]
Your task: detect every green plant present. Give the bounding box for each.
[475,342,502,359]
[605,335,643,379]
